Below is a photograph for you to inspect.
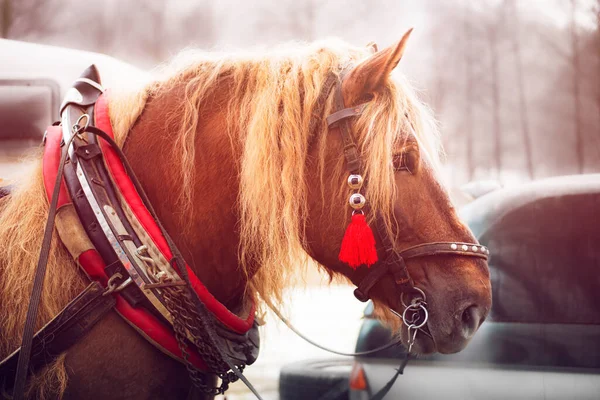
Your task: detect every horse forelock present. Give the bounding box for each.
[107,40,442,313]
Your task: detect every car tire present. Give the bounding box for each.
[279,359,351,400]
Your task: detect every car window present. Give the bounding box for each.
[0,79,60,141]
[484,191,600,324]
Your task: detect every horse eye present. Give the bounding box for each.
[393,152,416,173]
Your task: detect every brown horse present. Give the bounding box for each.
[0,31,491,399]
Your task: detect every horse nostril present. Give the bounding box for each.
[460,304,483,338]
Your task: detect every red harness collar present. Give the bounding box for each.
[42,92,255,370]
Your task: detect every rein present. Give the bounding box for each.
[6,65,489,400]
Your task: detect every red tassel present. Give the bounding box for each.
[338,213,378,269]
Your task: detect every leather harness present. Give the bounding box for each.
[1,65,489,399]
[1,66,260,397]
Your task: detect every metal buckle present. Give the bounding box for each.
[389,287,429,353]
[402,301,428,330]
[103,272,133,296]
[72,114,90,139]
[400,287,426,308]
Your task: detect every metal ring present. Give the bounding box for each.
[72,113,90,135]
[103,272,123,296]
[401,287,426,308]
[403,303,428,330]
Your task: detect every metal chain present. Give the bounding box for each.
[162,285,244,395]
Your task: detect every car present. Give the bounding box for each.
[279,174,600,400]
[0,39,144,183]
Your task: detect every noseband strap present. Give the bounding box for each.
[353,241,489,302]
[325,71,489,302]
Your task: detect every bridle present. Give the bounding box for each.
[324,69,489,345]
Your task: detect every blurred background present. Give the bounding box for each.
[1,1,599,399]
[2,0,599,187]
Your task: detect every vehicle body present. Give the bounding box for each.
[0,39,144,182]
[280,174,600,400]
[350,174,600,399]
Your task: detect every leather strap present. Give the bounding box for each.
[11,129,96,399]
[325,70,489,304]
[331,78,362,173]
[81,126,265,400]
[326,102,368,126]
[399,242,489,260]
[354,241,489,302]
[0,282,115,390]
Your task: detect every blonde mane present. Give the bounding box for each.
[108,39,441,310]
[0,39,441,396]
[0,162,85,398]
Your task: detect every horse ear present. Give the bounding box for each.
[344,28,413,104]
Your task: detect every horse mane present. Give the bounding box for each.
[107,39,442,313]
[0,161,85,398]
[0,40,441,397]
[0,41,441,378]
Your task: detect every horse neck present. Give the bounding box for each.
[121,82,249,312]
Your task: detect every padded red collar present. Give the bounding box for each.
[95,92,255,333]
[42,92,255,370]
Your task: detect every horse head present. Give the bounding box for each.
[303,31,492,354]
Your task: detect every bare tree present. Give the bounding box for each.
[87,1,116,55]
[290,0,316,40]
[508,0,534,179]
[570,0,584,173]
[176,1,216,50]
[0,0,58,39]
[138,0,170,62]
[464,0,475,181]
[256,0,318,41]
[596,0,600,136]
[0,0,11,38]
[487,4,503,180]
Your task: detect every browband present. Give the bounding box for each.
[326,102,369,126]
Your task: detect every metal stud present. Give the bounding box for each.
[461,245,468,251]
[347,174,364,189]
[450,243,458,250]
[472,245,478,252]
[349,193,366,209]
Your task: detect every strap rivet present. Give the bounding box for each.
[347,174,363,189]
[472,245,478,251]
[349,193,366,209]
[462,245,468,251]
[450,243,458,250]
